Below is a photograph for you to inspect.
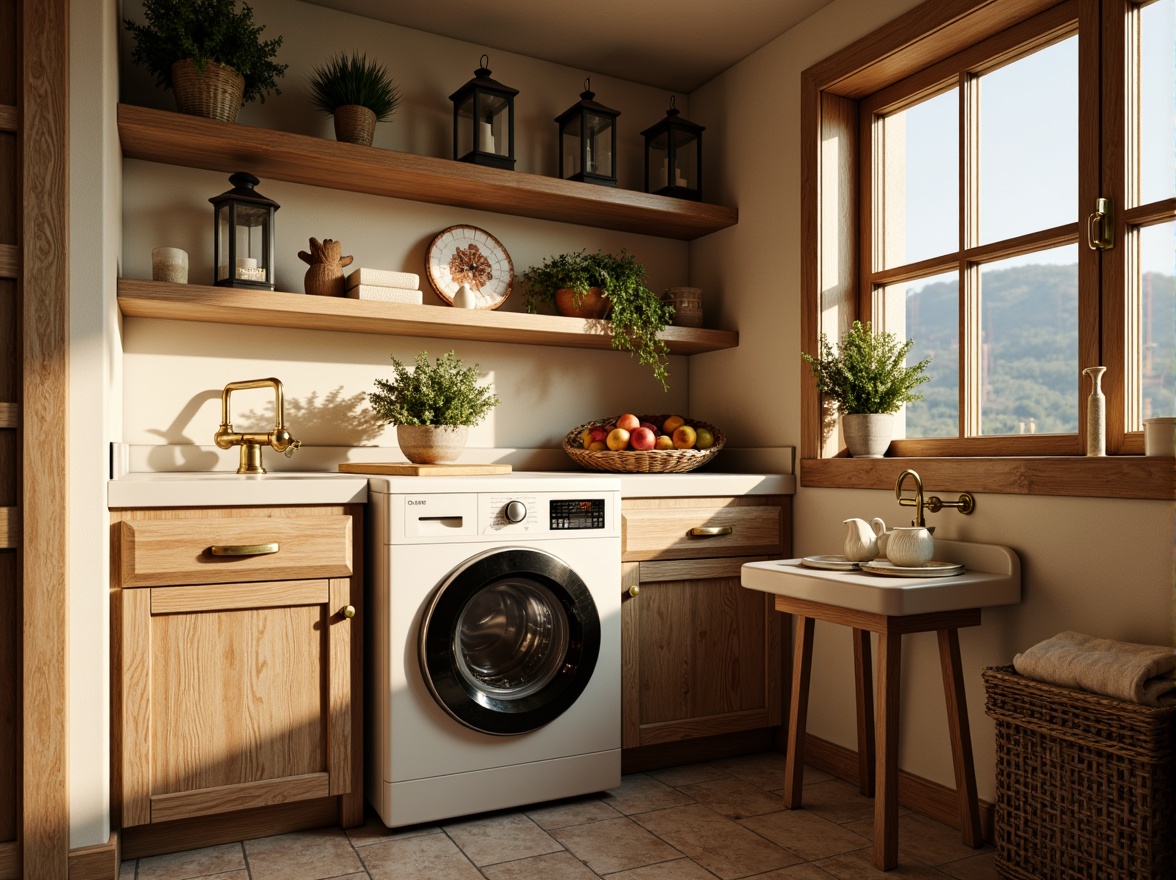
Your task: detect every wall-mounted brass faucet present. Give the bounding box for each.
[214,378,301,474]
[895,468,975,527]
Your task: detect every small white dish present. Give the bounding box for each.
[859,560,965,578]
[801,554,861,571]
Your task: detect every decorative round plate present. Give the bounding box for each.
[800,555,860,571]
[859,560,966,578]
[425,225,513,309]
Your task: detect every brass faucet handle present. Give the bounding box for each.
[925,493,976,515]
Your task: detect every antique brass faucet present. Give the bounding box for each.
[214,378,301,474]
[895,468,975,527]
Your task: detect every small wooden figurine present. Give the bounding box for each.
[298,237,354,296]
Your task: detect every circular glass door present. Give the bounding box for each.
[419,547,600,735]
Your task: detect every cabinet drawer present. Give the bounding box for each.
[120,514,352,587]
[622,503,783,561]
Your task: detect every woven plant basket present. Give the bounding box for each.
[333,104,377,146]
[563,416,724,474]
[983,665,1175,880]
[171,59,245,123]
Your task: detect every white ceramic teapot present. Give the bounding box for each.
[885,526,935,567]
[843,518,880,562]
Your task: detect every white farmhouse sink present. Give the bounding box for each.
[741,540,1021,616]
[107,471,370,508]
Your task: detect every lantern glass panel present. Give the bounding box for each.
[216,204,231,281]
[671,129,698,189]
[585,111,613,177]
[561,115,583,177]
[480,94,511,157]
[234,204,270,282]
[646,131,670,189]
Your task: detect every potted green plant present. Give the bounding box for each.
[124,0,287,124]
[369,350,500,464]
[308,51,401,147]
[521,250,674,390]
[801,320,931,458]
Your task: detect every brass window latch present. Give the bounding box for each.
[1087,197,1114,250]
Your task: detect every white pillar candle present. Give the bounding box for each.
[479,122,495,152]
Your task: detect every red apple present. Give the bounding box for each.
[630,426,656,450]
[589,427,609,444]
[616,413,641,432]
[640,421,659,434]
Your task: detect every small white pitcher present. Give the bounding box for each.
[843,518,879,562]
[870,517,890,558]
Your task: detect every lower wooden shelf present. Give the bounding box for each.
[117,279,739,355]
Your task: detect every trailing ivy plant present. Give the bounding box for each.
[124,0,288,105]
[308,51,401,120]
[801,320,931,415]
[521,250,674,390]
[369,350,500,427]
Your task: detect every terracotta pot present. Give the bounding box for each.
[396,424,468,464]
[841,413,893,459]
[333,104,377,146]
[170,59,245,124]
[555,287,611,319]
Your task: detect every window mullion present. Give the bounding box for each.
[961,71,982,439]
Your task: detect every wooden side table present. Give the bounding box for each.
[742,541,1020,871]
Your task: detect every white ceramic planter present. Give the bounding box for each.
[396,424,468,464]
[841,413,894,459]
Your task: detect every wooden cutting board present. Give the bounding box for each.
[338,462,512,476]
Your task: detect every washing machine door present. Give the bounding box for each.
[419,547,601,735]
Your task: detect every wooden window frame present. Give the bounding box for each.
[799,0,1174,499]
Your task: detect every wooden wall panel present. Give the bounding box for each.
[0,134,14,246]
[0,1,14,107]
[0,551,16,843]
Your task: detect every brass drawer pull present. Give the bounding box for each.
[343,604,356,619]
[209,542,280,557]
[689,526,733,537]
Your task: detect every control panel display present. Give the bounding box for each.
[549,498,605,530]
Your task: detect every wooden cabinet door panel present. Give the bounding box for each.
[121,577,353,827]
[622,499,784,561]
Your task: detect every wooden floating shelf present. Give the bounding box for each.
[117,279,740,355]
[117,104,738,241]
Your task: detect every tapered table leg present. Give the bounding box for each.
[873,630,902,871]
[783,615,815,808]
[938,628,983,847]
[852,627,875,797]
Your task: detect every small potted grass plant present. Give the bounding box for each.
[521,250,674,390]
[801,320,931,458]
[124,0,287,124]
[308,51,401,146]
[369,350,500,464]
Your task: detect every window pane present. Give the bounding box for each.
[979,37,1078,244]
[1136,221,1176,421]
[881,272,960,438]
[1139,0,1175,204]
[979,246,1079,435]
[881,88,959,267]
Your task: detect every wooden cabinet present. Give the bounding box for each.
[112,505,363,836]
[621,496,790,755]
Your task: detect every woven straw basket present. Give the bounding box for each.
[171,59,245,124]
[333,104,377,146]
[563,416,724,474]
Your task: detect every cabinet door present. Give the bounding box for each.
[120,578,353,827]
[621,558,783,748]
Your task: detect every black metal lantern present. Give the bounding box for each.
[555,78,619,187]
[209,171,279,290]
[641,97,705,201]
[450,54,518,170]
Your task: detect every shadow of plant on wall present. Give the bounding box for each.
[238,387,386,446]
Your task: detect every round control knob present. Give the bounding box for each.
[504,500,527,523]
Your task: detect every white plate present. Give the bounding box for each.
[859,560,966,578]
[425,225,513,309]
[800,555,860,571]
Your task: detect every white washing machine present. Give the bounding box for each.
[366,473,622,829]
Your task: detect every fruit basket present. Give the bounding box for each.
[562,415,725,474]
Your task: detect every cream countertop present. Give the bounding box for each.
[107,470,793,508]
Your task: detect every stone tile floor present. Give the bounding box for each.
[119,753,999,880]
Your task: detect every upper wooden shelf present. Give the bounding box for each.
[117,104,739,241]
[117,279,740,355]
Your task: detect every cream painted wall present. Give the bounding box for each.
[688,0,1175,805]
[69,0,120,849]
[119,0,704,451]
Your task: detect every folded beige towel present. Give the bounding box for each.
[1014,631,1176,707]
